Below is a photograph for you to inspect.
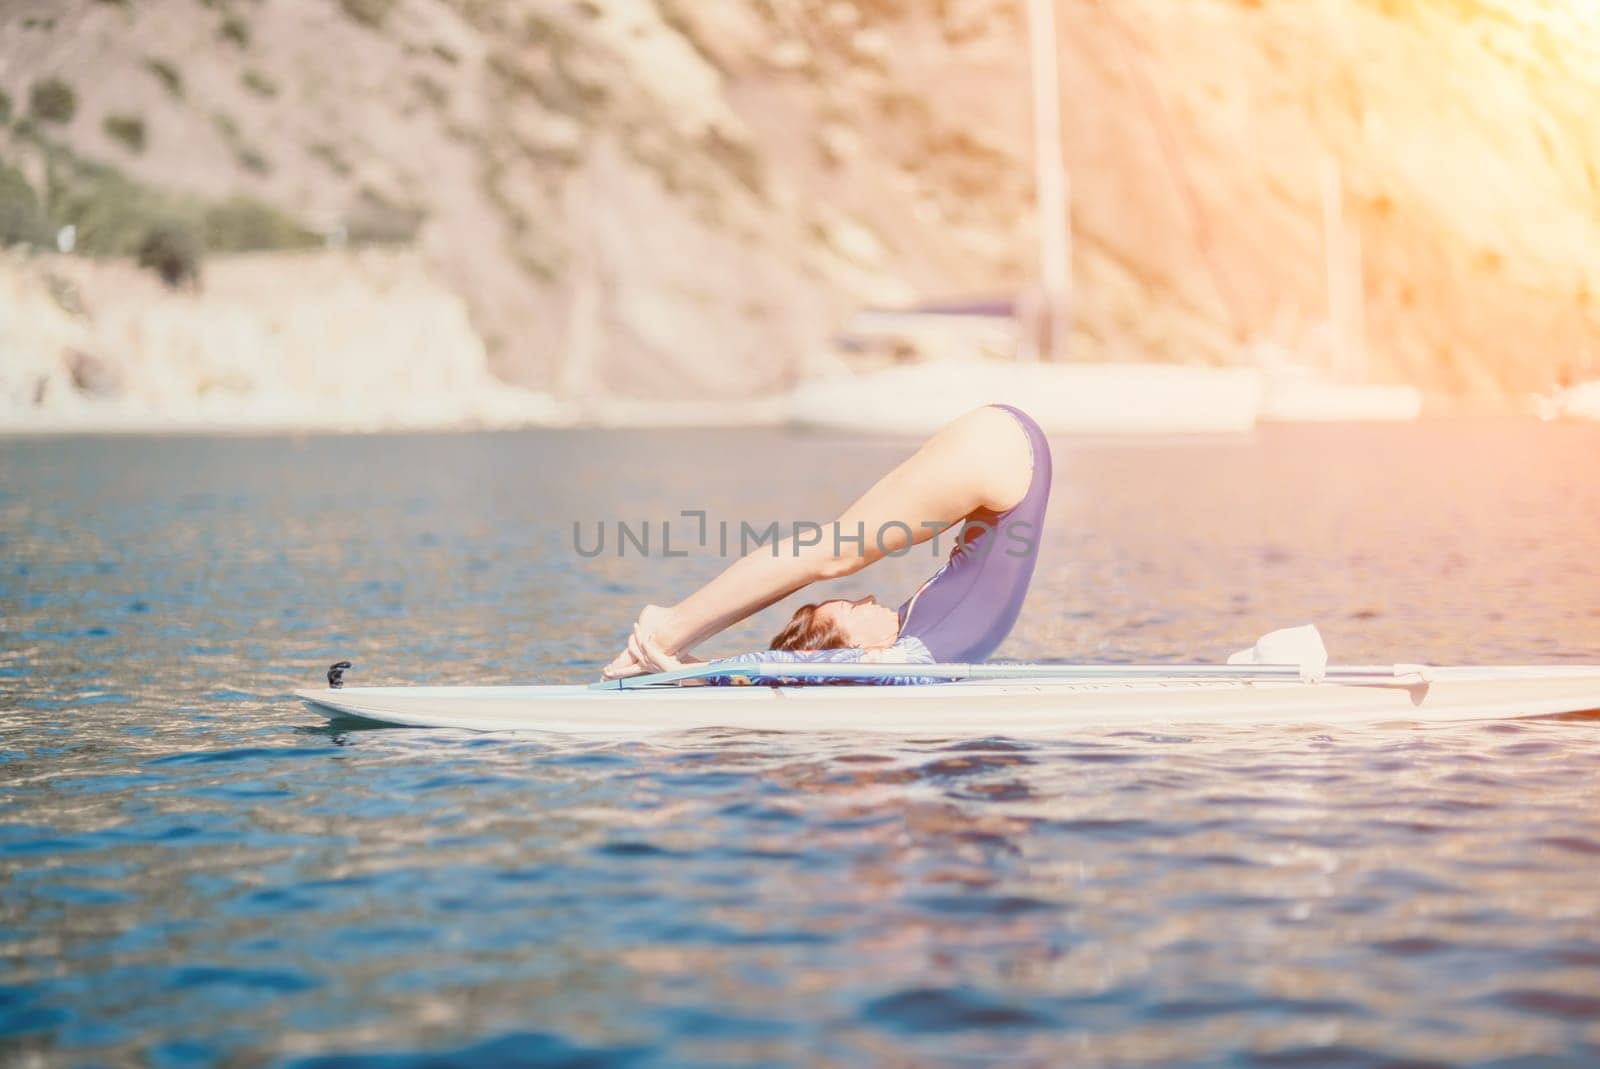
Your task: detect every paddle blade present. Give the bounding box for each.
[1229,624,1329,683]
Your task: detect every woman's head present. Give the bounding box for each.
[770,595,901,651]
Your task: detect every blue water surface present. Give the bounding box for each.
[2,422,1599,1067]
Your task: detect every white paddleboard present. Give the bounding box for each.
[296,665,1600,737]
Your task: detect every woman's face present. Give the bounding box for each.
[818,595,900,649]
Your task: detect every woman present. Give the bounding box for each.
[603,404,1052,678]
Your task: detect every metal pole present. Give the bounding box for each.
[1321,154,1348,382]
[1025,0,1072,361]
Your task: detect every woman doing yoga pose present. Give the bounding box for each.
[602,404,1052,678]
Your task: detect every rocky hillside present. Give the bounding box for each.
[2,0,1597,412]
[0,245,564,431]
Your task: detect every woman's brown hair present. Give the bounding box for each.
[769,602,851,651]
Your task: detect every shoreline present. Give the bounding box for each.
[1,401,1578,439]
[0,394,798,437]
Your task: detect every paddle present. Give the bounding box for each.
[1227,623,1329,682]
[598,625,1435,689]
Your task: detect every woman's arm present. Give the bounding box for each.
[602,406,1032,678]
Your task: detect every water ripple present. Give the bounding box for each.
[3,424,1599,1066]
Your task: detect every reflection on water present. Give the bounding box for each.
[2,422,1599,1066]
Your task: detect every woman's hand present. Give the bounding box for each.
[630,624,703,673]
[601,605,694,679]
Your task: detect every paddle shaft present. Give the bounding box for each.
[596,661,1434,690]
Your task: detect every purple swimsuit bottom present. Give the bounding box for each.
[894,404,1052,662]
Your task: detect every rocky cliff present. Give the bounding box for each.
[0,245,562,430]
[2,0,1596,422]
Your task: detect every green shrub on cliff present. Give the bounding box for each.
[0,161,53,247]
[241,69,278,98]
[29,79,77,124]
[212,111,273,175]
[308,141,352,176]
[0,90,12,124]
[340,0,397,28]
[145,58,184,98]
[344,186,425,245]
[8,127,420,287]
[19,127,329,252]
[44,154,169,257]
[137,222,202,288]
[103,114,147,154]
[235,147,271,175]
[202,196,319,252]
[219,15,251,47]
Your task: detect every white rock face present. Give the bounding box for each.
[0,249,568,433]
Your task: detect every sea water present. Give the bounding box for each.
[3,421,1599,1066]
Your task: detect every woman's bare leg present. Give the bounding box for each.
[602,406,1032,676]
